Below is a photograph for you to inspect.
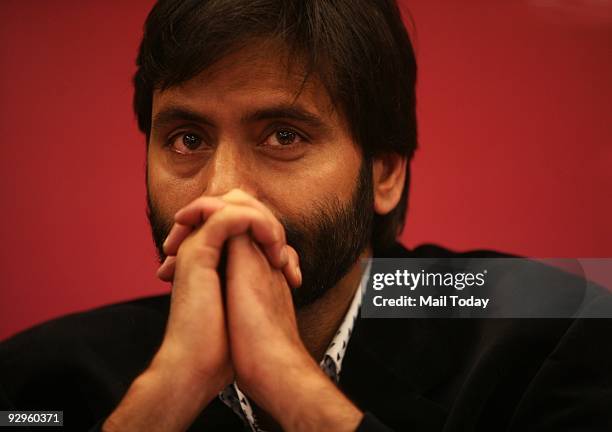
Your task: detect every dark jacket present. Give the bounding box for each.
[1,243,611,431]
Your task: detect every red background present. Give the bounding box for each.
[1,0,611,340]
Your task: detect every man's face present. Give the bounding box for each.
[146,42,373,306]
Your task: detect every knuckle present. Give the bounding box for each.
[187,196,206,210]
[225,204,256,221]
[176,234,220,269]
[204,205,231,226]
[213,205,241,223]
[224,188,246,200]
[193,196,206,206]
[191,244,221,268]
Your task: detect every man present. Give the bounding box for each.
[1,1,611,431]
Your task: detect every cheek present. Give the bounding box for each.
[147,150,205,220]
[265,144,363,220]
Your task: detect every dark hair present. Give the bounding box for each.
[134,0,417,253]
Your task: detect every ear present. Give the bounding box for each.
[373,153,407,216]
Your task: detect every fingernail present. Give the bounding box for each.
[163,225,176,248]
[295,265,302,285]
[156,258,167,278]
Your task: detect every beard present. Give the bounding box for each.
[147,158,374,308]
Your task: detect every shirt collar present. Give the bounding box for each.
[320,260,371,381]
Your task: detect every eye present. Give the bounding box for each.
[264,128,305,147]
[167,132,206,154]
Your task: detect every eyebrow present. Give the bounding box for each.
[240,105,329,132]
[151,107,214,131]
[151,104,331,134]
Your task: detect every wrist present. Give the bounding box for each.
[153,339,231,394]
[103,349,222,432]
[282,370,363,432]
[147,352,220,407]
[253,351,363,432]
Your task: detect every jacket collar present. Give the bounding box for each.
[337,242,472,428]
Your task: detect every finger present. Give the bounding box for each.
[226,234,273,297]
[163,223,194,256]
[282,245,302,289]
[161,244,297,287]
[221,190,281,226]
[174,196,228,226]
[174,190,288,269]
[181,190,288,266]
[166,197,228,256]
[157,255,177,282]
[161,202,290,283]
[225,234,299,348]
[193,204,287,268]
[220,190,289,270]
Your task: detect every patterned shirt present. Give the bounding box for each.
[218,262,371,431]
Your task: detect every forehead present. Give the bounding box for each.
[152,40,339,122]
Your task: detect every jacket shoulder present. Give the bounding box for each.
[1,294,170,354]
[0,294,170,415]
[376,241,517,259]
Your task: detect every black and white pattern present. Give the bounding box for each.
[219,262,372,432]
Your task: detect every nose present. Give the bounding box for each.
[203,140,255,197]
